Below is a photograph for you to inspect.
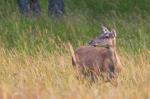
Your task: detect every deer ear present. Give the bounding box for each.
[111,29,116,37]
[101,26,110,34]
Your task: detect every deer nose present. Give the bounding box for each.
[88,40,97,46]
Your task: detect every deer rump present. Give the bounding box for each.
[73,46,115,80]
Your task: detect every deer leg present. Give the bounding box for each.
[102,59,110,80]
[102,59,118,86]
[102,59,115,81]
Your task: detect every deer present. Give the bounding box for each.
[68,26,122,86]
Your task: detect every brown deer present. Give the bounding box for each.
[68,26,122,86]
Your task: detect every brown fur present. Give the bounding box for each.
[74,46,114,78]
[68,43,119,78]
[68,44,120,86]
[68,27,122,86]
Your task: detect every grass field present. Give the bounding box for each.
[0,0,150,99]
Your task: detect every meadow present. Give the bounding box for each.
[0,0,150,99]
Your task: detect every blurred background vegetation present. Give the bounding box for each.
[0,0,150,54]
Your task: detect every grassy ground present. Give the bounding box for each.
[0,0,150,99]
[0,48,149,99]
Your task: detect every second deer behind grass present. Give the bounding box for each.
[68,26,122,86]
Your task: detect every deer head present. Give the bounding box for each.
[88,26,116,48]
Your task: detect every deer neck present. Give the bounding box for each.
[111,38,117,54]
[108,39,117,65]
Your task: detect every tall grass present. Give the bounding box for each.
[0,47,149,99]
[1,13,150,53]
[0,0,150,53]
[0,0,150,99]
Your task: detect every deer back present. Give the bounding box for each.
[73,46,113,71]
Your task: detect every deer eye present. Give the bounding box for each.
[105,36,109,38]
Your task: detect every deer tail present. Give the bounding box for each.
[67,42,77,65]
